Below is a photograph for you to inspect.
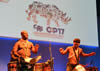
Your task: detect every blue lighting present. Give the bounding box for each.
[0,36,98,48]
[0,36,99,71]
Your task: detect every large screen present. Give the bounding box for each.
[0,0,98,46]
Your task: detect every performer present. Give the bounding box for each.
[10,30,39,71]
[59,38,96,71]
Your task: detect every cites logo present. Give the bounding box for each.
[26,1,71,27]
[26,1,71,39]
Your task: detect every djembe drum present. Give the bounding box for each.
[8,61,18,71]
[34,63,43,71]
[86,67,98,71]
[73,64,86,71]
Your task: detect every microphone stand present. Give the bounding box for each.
[49,42,54,71]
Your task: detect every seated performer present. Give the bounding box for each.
[10,30,39,71]
[59,38,96,71]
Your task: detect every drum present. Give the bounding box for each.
[34,63,43,71]
[73,64,86,71]
[86,67,98,71]
[8,62,18,71]
[43,64,51,71]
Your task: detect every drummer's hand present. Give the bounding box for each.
[59,48,64,52]
[90,52,96,56]
[35,44,39,49]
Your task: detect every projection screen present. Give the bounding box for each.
[0,0,98,46]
